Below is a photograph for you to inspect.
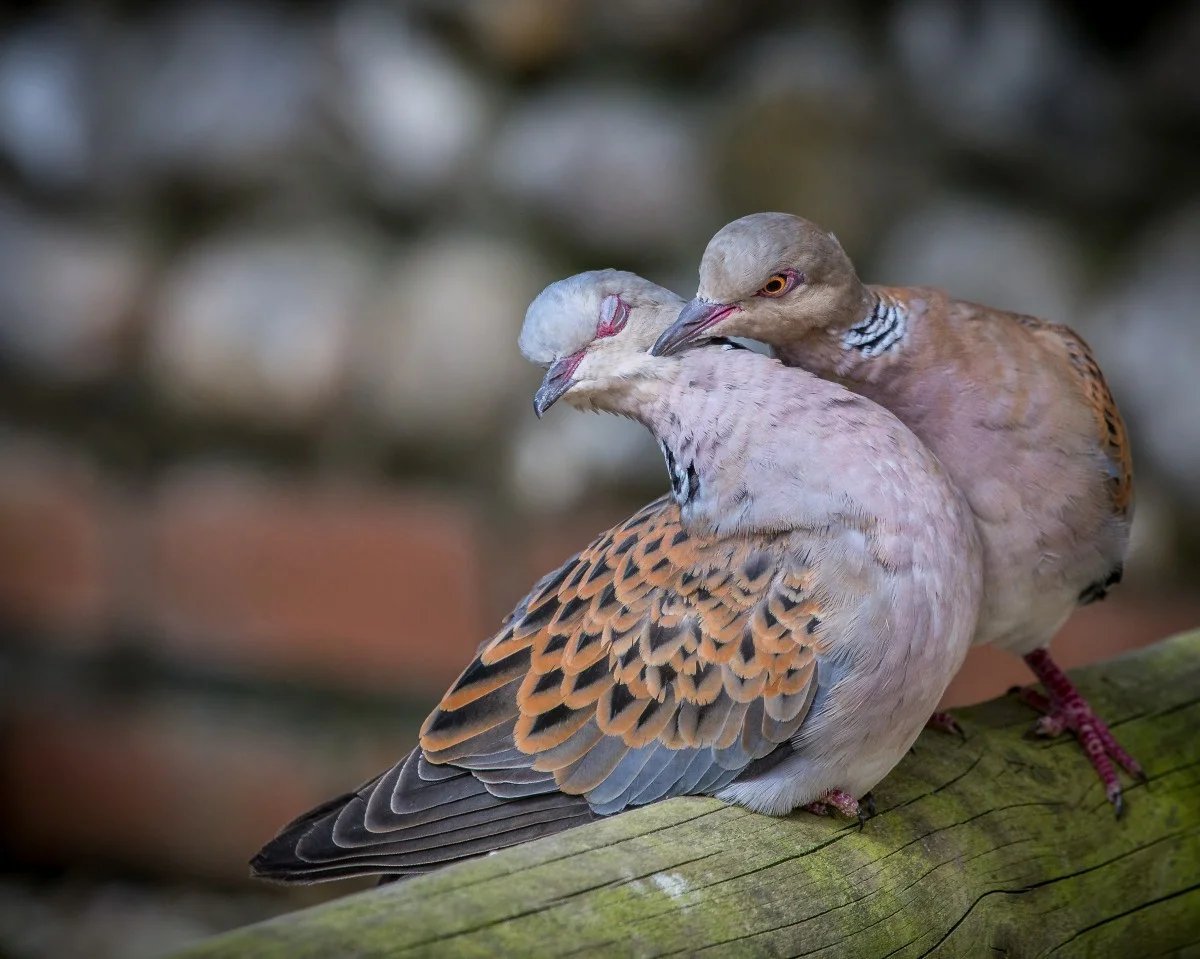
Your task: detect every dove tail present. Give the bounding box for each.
[250,747,594,883]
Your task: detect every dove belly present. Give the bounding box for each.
[717,611,973,813]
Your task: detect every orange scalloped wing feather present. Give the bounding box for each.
[419,496,821,813]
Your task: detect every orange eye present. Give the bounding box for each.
[757,271,796,297]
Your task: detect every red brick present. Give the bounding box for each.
[0,695,407,885]
[135,471,486,693]
[0,442,115,642]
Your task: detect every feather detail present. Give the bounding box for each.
[418,497,820,808]
[1015,316,1134,518]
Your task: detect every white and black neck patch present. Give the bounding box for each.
[843,295,907,358]
[659,440,699,507]
[697,336,750,353]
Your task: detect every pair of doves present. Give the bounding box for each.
[254,212,1139,882]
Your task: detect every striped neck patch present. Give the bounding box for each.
[843,294,907,357]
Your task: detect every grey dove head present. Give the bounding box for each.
[652,213,866,356]
[520,270,684,417]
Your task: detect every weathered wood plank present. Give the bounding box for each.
[176,630,1200,959]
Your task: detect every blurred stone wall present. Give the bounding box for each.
[1,2,1199,956]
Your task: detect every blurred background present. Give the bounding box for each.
[0,0,1198,955]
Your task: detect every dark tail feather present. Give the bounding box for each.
[250,749,594,883]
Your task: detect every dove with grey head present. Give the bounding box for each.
[249,269,982,883]
[653,211,1143,813]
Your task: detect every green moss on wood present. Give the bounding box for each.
[175,631,1200,959]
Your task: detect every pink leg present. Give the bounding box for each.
[1020,649,1146,815]
[803,790,875,823]
[927,711,965,739]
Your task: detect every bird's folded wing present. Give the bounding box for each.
[251,496,824,881]
[422,495,822,814]
[1017,317,1134,517]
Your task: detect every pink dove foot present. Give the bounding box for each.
[804,790,875,824]
[926,711,965,739]
[1017,649,1146,816]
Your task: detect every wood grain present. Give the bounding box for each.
[175,629,1200,959]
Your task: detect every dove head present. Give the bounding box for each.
[651,213,868,357]
[520,270,684,417]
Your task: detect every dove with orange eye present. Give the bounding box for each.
[654,210,1144,816]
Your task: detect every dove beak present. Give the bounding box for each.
[650,299,739,356]
[533,352,584,418]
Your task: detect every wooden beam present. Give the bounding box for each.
[175,629,1200,958]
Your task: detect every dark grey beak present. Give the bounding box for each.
[533,355,582,418]
[650,298,739,357]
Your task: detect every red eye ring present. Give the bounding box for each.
[756,269,802,298]
[596,294,630,338]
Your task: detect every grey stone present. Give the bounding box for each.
[355,234,551,442]
[873,197,1085,321]
[889,0,1133,197]
[0,199,146,380]
[711,24,912,258]
[148,231,374,426]
[102,3,320,190]
[892,0,1102,148]
[0,17,92,190]
[490,85,714,255]
[333,3,489,205]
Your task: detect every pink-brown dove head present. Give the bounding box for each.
[652,212,867,357]
[520,270,683,417]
